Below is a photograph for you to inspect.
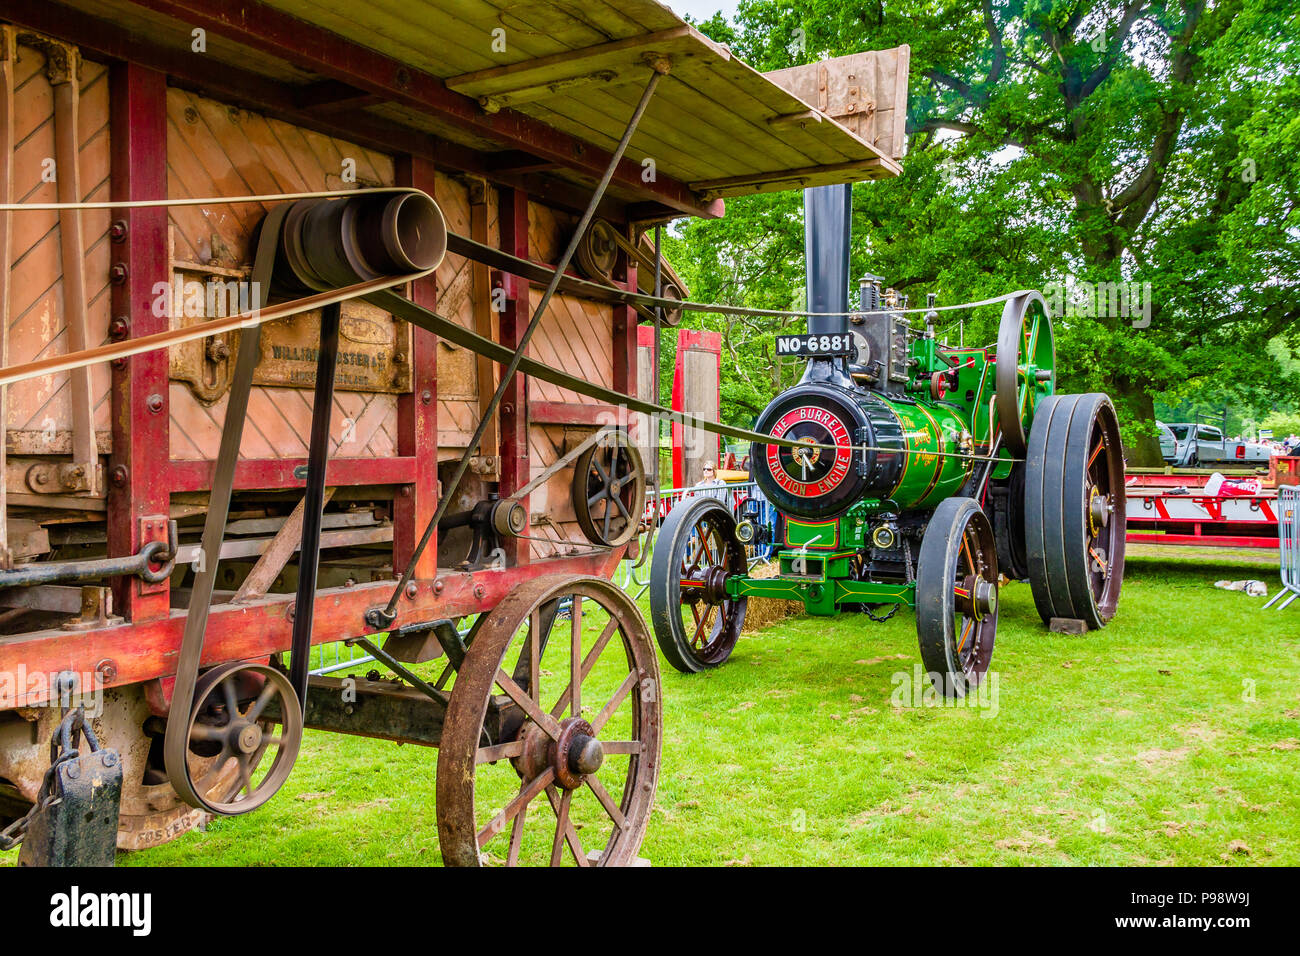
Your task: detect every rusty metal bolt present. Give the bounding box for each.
[420,389,432,405]
[433,579,444,594]
[110,465,128,487]
[502,403,514,416]
[183,106,199,124]
[395,67,412,89]
[109,220,128,243]
[110,262,129,284]
[108,316,130,340]
[473,584,486,600]
[95,658,118,683]
[404,582,418,600]
[32,470,48,486]
[400,485,412,497]
[146,393,164,413]
[286,604,296,622]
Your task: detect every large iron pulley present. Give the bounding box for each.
[435,574,661,866]
[995,291,1055,456]
[575,218,684,325]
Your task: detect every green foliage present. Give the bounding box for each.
[671,0,1300,464]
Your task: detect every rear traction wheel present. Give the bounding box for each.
[1025,393,1126,627]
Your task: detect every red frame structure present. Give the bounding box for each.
[1125,470,1282,551]
[0,13,646,710]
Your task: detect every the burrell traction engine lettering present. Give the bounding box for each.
[651,182,1127,700]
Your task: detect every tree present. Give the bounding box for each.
[673,0,1299,464]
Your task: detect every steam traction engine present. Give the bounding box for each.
[651,185,1127,694]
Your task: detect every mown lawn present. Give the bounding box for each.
[6,549,1297,866]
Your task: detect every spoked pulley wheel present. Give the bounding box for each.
[572,429,646,548]
[649,495,748,673]
[916,497,999,698]
[1025,393,1126,628]
[436,575,661,867]
[167,661,302,816]
[995,291,1055,456]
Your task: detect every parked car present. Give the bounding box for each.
[1157,421,1182,463]
[1162,422,1272,466]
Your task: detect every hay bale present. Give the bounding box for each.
[740,559,803,634]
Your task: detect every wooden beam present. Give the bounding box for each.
[690,157,900,199]
[392,155,439,581]
[446,27,705,112]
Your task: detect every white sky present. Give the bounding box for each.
[662,0,739,22]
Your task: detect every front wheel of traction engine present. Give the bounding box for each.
[916,497,999,698]
[649,496,749,674]
[436,575,661,866]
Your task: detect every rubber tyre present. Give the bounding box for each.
[1061,394,1126,627]
[916,496,998,698]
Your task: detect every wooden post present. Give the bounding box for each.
[469,179,499,478]
[107,62,170,622]
[393,155,439,580]
[496,187,530,566]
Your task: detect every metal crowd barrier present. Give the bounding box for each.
[1265,485,1299,610]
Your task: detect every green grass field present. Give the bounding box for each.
[5,549,1297,866]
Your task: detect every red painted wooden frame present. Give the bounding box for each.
[107,62,171,624]
[0,552,622,710]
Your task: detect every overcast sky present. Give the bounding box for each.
[663,0,739,23]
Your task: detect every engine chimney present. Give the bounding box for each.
[802,184,853,385]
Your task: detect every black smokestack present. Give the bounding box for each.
[804,184,852,335]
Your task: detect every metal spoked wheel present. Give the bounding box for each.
[1026,393,1126,628]
[995,291,1055,456]
[572,430,646,548]
[916,497,999,698]
[649,496,749,673]
[436,575,661,867]
[170,661,302,816]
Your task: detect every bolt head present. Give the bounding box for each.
[404,582,418,599]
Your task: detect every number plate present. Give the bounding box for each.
[774,333,855,357]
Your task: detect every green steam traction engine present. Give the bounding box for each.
[650,185,1127,696]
